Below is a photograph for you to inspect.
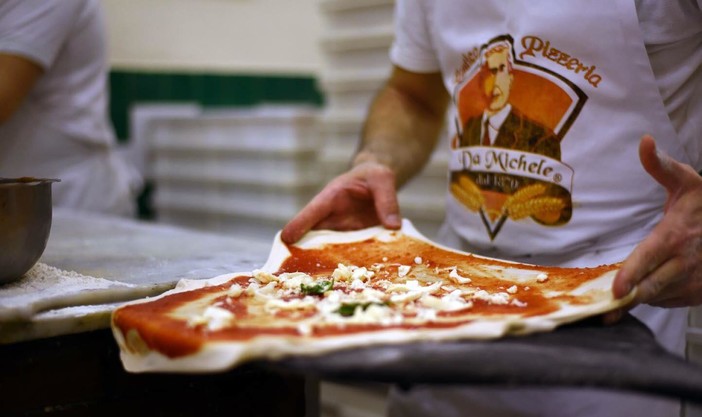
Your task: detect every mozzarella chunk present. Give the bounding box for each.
[265,296,316,312]
[350,279,367,290]
[246,281,279,300]
[416,308,438,322]
[398,265,411,277]
[388,280,441,293]
[511,299,528,307]
[297,322,313,336]
[314,291,344,318]
[332,264,354,281]
[245,282,261,296]
[279,272,315,290]
[358,288,387,303]
[420,290,473,312]
[351,266,375,281]
[345,303,403,326]
[252,269,278,284]
[390,291,424,304]
[228,283,243,298]
[448,267,472,284]
[387,280,442,304]
[472,290,510,305]
[188,306,235,331]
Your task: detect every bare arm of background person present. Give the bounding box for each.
[0,53,42,124]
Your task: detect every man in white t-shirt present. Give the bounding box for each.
[0,0,141,216]
[282,1,701,416]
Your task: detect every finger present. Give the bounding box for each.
[612,228,675,299]
[367,167,402,229]
[643,248,702,307]
[634,255,685,305]
[280,189,336,244]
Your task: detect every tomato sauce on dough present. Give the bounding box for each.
[113,235,617,358]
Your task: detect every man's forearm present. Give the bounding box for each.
[0,54,43,124]
[352,67,449,188]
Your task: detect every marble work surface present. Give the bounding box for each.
[0,208,272,343]
[41,208,271,287]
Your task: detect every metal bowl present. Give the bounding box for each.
[0,177,59,284]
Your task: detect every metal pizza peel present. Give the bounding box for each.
[260,314,702,404]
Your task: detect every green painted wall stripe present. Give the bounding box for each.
[109,71,324,140]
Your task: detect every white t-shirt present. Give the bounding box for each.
[387,1,699,416]
[0,0,141,216]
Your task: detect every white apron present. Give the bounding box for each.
[438,2,691,258]
[388,1,692,416]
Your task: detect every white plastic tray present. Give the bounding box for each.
[320,27,394,52]
[152,148,321,187]
[149,106,320,154]
[153,181,318,222]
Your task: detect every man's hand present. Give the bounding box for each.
[610,135,702,314]
[281,66,448,244]
[280,162,402,244]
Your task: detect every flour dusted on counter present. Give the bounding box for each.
[0,262,147,321]
[9,263,112,290]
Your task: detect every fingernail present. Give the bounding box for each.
[386,214,401,227]
[624,283,634,295]
[616,281,632,298]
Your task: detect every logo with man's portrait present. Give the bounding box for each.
[449,34,587,240]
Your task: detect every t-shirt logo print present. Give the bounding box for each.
[450,34,586,240]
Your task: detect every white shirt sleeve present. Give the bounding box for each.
[0,0,82,69]
[389,0,442,73]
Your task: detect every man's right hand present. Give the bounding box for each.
[281,66,448,244]
[280,161,402,244]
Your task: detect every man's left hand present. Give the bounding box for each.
[610,135,702,314]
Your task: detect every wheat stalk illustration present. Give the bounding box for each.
[450,176,484,212]
[504,184,564,220]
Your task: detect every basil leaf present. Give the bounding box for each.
[336,302,389,317]
[336,303,360,317]
[300,279,334,295]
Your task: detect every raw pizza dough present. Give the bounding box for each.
[112,220,635,373]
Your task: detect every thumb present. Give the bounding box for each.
[639,134,681,193]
